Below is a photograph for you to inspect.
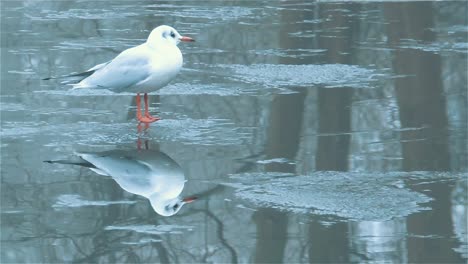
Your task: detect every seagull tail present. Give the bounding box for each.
[43,159,96,169]
[41,70,95,82]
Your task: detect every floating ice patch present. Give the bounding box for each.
[399,39,468,54]
[156,6,256,21]
[289,30,317,38]
[36,88,120,96]
[1,121,136,144]
[153,118,254,146]
[248,48,326,58]
[222,171,464,221]
[53,38,142,50]
[404,171,468,184]
[0,102,26,112]
[157,83,257,96]
[185,47,226,55]
[431,25,468,34]
[256,158,295,165]
[105,224,193,235]
[1,210,23,214]
[7,70,36,75]
[32,8,140,21]
[121,238,162,245]
[452,180,468,259]
[53,194,136,209]
[217,64,382,88]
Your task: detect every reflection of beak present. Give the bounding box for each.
[180,36,195,42]
[182,197,197,204]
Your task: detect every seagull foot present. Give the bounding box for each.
[145,113,160,122]
[137,116,160,124]
[136,93,160,124]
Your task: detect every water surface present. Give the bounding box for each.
[1,1,467,263]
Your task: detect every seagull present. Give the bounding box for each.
[45,25,195,123]
[45,148,197,216]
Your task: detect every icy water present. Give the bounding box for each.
[1,1,467,263]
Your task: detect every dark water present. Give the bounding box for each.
[1,1,467,263]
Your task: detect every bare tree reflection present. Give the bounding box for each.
[252,3,314,263]
[3,0,467,263]
[307,3,360,263]
[315,4,356,172]
[385,2,464,263]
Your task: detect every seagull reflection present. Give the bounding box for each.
[46,145,196,216]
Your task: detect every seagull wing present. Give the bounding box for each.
[42,61,111,83]
[78,152,154,196]
[78,152,152,179]
[74,44,152,92]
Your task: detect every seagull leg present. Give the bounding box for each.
[136,93,143,121]
[144,93,160,122]
[136,93,158,123]
[137,137,142,150]
[136,122,150,150]
[137,122,142,150]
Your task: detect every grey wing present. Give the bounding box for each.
[87,61,111,72]
[79,153,152,181]
[74,46,151,92]
[79,152,154,195]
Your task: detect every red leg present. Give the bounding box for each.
[137,137,142,150]
[136,122,149,150]
[137,115,142,150]
[144,93,160,122]
[136,93,143,121]
[136,93,158,123]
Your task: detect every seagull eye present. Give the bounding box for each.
[173,204,179,210]
[170,32,176,38]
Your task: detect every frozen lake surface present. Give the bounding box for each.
[1,1,467,263]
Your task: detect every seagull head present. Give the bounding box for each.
[147,25,195,47]
[149,195,197,216]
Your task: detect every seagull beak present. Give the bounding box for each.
[180,36,195,42]
[182,196,197,204]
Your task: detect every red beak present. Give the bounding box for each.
[180,36,195,42]
[182,197,197,203]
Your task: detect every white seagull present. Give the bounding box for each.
[46,148,197,216]
[46,25,195,123]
